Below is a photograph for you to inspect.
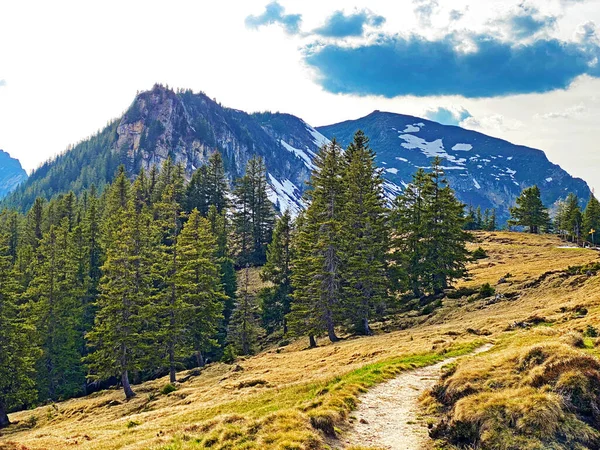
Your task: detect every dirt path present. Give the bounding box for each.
[341,344,493,450]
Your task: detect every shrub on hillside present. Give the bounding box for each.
[471,247,488,260]
[478,283,495,298]
[427,343,600,449]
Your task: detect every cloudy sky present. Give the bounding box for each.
[1,0,599,192]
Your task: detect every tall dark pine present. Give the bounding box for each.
[391,169,431,297]
[583,195,600,245]
[232,157,274,266]
[340,131,390,335]
[0,229,38,428]
[27,218,85,401]
[509,185,550,234]
[175,209,225,367]
[154,159,186,383]
[421,158,470,294]
[260,210,294,334]
[86,172,156,399]
[288,141,345,344]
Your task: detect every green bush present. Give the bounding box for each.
[161,383,177,395]
[221,345,237,364]
[479,283,495,298]
[472,247,488,260]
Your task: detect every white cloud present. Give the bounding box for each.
[534,103,586,119]
[460,114,524,132]
[0,79,6,87]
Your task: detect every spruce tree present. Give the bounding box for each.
[421,158,470,294]
[153,160,186,382]
[339,131,390,335]
[27,218,85,401]
[232,157,274,266]
[563,193,583,242]
[176,209,225,367]
[391,169,431,297]
[227,266,263,355]
[86,173,156,399]
[288,141,345,343]
[583,194,600,246]
[260,210,293,334]
[0,230,38,428]
[509,186,550,233]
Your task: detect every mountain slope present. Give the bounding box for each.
[317,111,590,222]
[4,86,590,222]
[0,150,27,199]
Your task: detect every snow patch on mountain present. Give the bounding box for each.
[307,126,330,150]
[399,134,467,167]
[280,140,316,170]
[267,173,303,217]
[473,178,481,189]
[452,143,473,151]
[386,168,399,174]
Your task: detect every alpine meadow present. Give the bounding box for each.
[2,1,600,449]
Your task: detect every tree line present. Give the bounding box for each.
[0,131,473,425]
[508,185,600,245]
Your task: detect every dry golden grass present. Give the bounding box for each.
[2,232,600,450]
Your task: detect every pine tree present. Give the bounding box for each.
[392,159,470,296]
[339,131,390,335]
[509,186,550,234]
[86,172,156,399]
[288,141,345,344]
[206,151,229,214]
[207,205,237,321]
[421,159,470,294]
[391,169,431,297]
[27,218,85,401]
[583,194,600,246]
[563,193,583,242]
[153,160,186,383]
[260,210,293,334]
[227,266,263,355]
[175,209,225,367]
[0,230,38,428]
[232,157,274,266]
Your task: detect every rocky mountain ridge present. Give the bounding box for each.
[4,84,590,221]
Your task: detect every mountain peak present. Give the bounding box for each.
[0,149,28,199]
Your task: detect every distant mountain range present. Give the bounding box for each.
[3,85,590,222]
[0,150,27,199]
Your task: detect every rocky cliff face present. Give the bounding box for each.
[0,150,27,199]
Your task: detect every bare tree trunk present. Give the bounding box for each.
[121,371,136,399]
[326,317,339,342]
[169,343,176,383]
[362,317,372,336]
[196,351,205,368]
[309,335,317,348]
[0,403,10,429]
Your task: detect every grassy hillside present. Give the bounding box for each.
[1,232,599,450]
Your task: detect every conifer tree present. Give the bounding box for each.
[153,160,186,383]
[86,172,156,399]
[28,218,85,400]
[232,157,274,266]
[0,230,37,428]
[421,159,470,294]
[260,210,293,334]
[227,266,263,355]
[207,205,237,320]
[391,169,431,297]
[509,185,549,233]
[583,194,600,246]
[340,131,390,335]
[563,193,583,242]
[175,209,225,367]
[288,141,345,343]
